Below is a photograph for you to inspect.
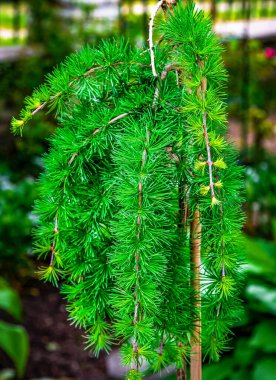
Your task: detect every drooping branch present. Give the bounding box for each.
[45,112,130,276]
[11,63,148,134]
[132,126,150,373]
[199,60,226,318]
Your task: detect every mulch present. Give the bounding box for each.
[2,279,116,380]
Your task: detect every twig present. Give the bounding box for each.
[149,0,164,77]
[92,112,129,136]
[68,152,78,165]
[203,111,215,198]
[177,342,187,380]
[67,112,130,163]
[108,112,130,125]
[175,70,179,87]
[49,216,58,266]
[198,61,216,202]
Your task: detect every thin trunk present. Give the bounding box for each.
[190,206,202,380]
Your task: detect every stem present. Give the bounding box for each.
[92,112,130,136]
[149,0,164,77]
[183,186,190,229]
[152,60,178,363]
[190,206,202,380]
[177,342,187,380]
[199,63,215,200]
[203,111,215,198]
[177,367,187,380]
[49,216,58,266]
[132,126,150,372]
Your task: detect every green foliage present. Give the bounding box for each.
[253,359,276,380]
[12,2,244,377]
[0,168,37,277]
[245,156,276,238]
[226,39,276,114]
[0,278,29,378]
[250,320,276,353]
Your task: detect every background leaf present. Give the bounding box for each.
[0,321,29,379]
[250,320,276,353]
[0,278,22,321]
[253,358,276,380]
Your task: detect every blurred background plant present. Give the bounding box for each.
[0,277,29,379]
[0,0,276,379]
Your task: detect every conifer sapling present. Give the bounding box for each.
[12,2,244,379]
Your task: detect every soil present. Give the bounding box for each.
[1,279,116,380]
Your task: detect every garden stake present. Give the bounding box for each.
[190,207,202,380]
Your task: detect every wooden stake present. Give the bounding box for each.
[190,206,202,380]
[176,184,190,380]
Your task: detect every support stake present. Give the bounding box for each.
[190,206,202,380]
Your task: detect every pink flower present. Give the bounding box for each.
[265,47,276,59]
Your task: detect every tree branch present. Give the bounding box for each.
[15,62,148,132]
